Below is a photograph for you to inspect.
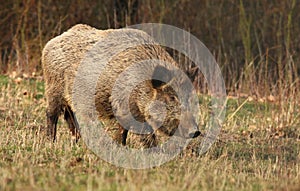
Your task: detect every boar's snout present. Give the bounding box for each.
[176,111,201,139]
[175,124,201,139]
[189,129,201,138]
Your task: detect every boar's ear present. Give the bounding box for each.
[151,65,173,89]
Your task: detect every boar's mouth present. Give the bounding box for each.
[157,121,201,139]
[174,124,201,139]
[188,130,201,138]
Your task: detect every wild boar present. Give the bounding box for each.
[42,24,200,147]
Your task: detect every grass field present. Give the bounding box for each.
[0,74,299,191]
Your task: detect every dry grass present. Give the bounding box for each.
[0,75,299,191]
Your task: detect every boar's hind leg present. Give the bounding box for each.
[64,105,80,142]
[46,106,60,142]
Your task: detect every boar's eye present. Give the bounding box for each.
[169,95,178,102]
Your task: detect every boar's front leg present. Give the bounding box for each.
[140,133,157,148]
[139,123,157,148]
[121,128,129,146]
[114,124,128,146]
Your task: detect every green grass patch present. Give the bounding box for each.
[0,75,9,87]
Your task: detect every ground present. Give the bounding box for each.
[0,75,299,191]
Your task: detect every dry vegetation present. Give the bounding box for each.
[0,73,299,190]
[0,0,300,190]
